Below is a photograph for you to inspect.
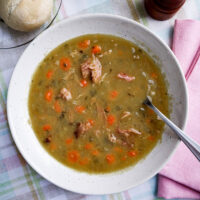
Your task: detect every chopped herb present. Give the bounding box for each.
[64,44,69,48]
[58,111,66,120]
[50,79,56,87]
[128,92,135,97]
[85,96,88,100]
[90,90,97,97]
[38,80,43,86]
[138,48,143,53]
[115,105,122,111]
[44,135,52,143]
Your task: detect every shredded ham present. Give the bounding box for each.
[117,127,141,136]
[121,111,131,119]
[80,54,102,83]
[74,121,92,138]
[117,72,135,82]
[108,133,127,146]
[128,128,142,135]
[60,88,72,101]
[108,133,117,143]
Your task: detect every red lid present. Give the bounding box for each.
[155,0,186,10]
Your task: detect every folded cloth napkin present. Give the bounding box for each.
[157,19,200,199]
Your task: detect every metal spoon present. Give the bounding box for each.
[143,97,200,161]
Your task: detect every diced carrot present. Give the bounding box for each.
[117,50,123,56]
[88,119,94,126]
[92,149,100,156]
[105,106,111,112]
[67,150,80,163]
[60,57,71,71]
[78,40,90,49]
[121,155,127,161]
[54,101,62,113]
[128,150,137,157]
[65,138,73,145]
[79,157,89,165]
[107,114,115,125]
[110,90,118,99]
[75,105,85,113]
[46,70,53,79]
[45,89,53,102]
[148,135,154,141]
[151,73,158,79]
[106,154,115,164]
[114,147,123,153]
[43,124,52,131]
[50,143,57,151]
[85,143,93,150]
[147,108,154,115]
[146,119,151,124]
[92,45,101,54]
[80,79,88,88]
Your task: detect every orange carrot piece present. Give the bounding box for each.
[46,70,53,79]
[147,108,154,115]
[92,45,101,54]
[114,147,123,153]
[117,50,123,56]
[78,40,90,49]
[92,149,100,156]
[151,73,158,79]
[88,119,94,126]
[146,119,151,124]
[65,138,73,145]
[79,157,89,165]
[54,101,62,113]
[85,143,93,150]
[128,150,137,157]
[121,155,127,161]
[50,143,57,151]
[60,57,71,71]
[148,135,154,141]
[43,124,52,131]
[67,150,80,163]
[45,89,53,102]
[80,79,88,88]
[110,90,118,99]
[107,114,116,125]
[75,105,85,113]
[105,106,111,112]
[106,154,115,164]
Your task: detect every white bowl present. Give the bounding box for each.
[7,14,188,195]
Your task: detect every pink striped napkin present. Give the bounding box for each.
[157,20,200,199]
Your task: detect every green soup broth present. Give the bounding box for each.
[28,34,169,173]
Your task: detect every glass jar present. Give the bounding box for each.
[144,0,186,20]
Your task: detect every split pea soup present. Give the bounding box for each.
[28,34,169,173]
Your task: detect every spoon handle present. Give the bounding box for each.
[144,98,200,162]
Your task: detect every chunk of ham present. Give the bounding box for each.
[128,128,142,135]
[117,128,141,136]
[108,133,117,143]
[60,88,72,100]
[121,111,131,119]
[108,127,140,148]
[74,121,92,138]
[117,72,135,82]
[81,54,102,83]
[108,133,127,146]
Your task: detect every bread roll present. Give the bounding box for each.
[0,0,53,32]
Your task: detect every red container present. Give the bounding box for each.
[144,0,186,20]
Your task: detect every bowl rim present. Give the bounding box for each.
[7,13,188,195]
